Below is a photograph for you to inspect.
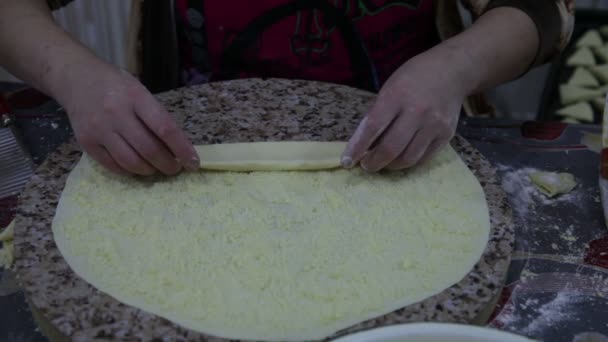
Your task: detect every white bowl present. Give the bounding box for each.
[331,323,535,342]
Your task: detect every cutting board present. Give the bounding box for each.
[12,78,514,341]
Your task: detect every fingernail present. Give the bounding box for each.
[187,157,200,171]
[341,156,354,168]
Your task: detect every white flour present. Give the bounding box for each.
[497,165,582,219]
[492,287,584,336]
[523,289,583,334]
[498,165,588,254]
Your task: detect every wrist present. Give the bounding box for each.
[429,42,483,97]
[39,34,107,107]
[47,52,110,108]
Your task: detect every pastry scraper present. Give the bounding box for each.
[0,94,34,199]
[600,93,608,229]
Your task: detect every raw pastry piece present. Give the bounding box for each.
[0,220,15,269]
[529,171,577,197]
[52,144,490,341]
[559,85,602,105]
[592,96,606,111]
[195,141,346,171]
[556,102,594,122]
[576,30,603,48]
[567,47,596,67]
[593,45,608,63]
[581,131,601,153]
[589,65,608,83]
[567,68,599,87]
[0,241,13,268]
[0,220,14,242]
[560,117,581,124]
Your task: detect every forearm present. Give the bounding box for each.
[426,7,539,95]
[0,0,104,103]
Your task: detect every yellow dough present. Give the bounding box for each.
[0,220,14,242]
[567,47,596,67]
[556,101,594,122]
[590,64,608,83]
[52,142,490,341]
[567,67,599,87]
[577,30,603,48]
[559,85,602,105]
[529,171,577,198]
[592,96,606,111]
[593,45,608,63]
[196,141,346,171]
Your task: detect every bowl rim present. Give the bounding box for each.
[331,323,535,342]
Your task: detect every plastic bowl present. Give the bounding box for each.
[331,323,535,342]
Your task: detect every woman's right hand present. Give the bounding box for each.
[57,63,200,176]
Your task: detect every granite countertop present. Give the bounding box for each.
[11,78,513,341]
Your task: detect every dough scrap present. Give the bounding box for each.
[592,96,606,111]
[577,30,604,48]
[559,85,602,105]
[529,171,577,198]
[0,241,13,269]
[593,45,608,63]
[567,47,596,67]
[590,64,608,83]
[0,220,14,242]
[195,141,346,171]
[561,117,581,124]
[567,67,599,87]
[581,131,601,153]
[555,101,594,122]
[52,143,491,341]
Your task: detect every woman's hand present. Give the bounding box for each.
[341,6,540,172]
[59,63,199,176]
[341,46,474,172]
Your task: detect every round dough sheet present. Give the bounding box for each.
[52,144,490,341]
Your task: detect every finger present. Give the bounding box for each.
[416,138,447,166]
[118,115,182,175]
[385,128,435,170]
[103,133,156,176]
[341,96,400,168]
[88,144,127,175]
[359,113,419,172]
[132,89,199,171]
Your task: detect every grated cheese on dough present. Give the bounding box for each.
[52,145,490,341]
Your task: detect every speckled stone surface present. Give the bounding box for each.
[13,78,514,341]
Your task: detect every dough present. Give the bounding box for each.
[52,142,490,341]
[567,68,599,87]
[592,96,605,111]
[567,48,596,67]
[593,45,608,63]
[0,220,14,269]
[581,131,601,153]
[601,25,608,39]
[555,101,594,122]
[590,64,608,83]
[559,85,602,105]
[0,220,14,242]
[577,30,603,48]
[196,141,346,171]
[0,241,13,269]
[560,117,580,124]
[529,171,577,198]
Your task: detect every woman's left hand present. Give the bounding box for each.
[341,46,477,172]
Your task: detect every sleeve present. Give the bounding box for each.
[46,0,75,10]
[462,0,575,67]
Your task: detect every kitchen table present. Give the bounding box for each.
[0,82,606,342]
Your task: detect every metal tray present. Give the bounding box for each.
[538,9,608,123]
